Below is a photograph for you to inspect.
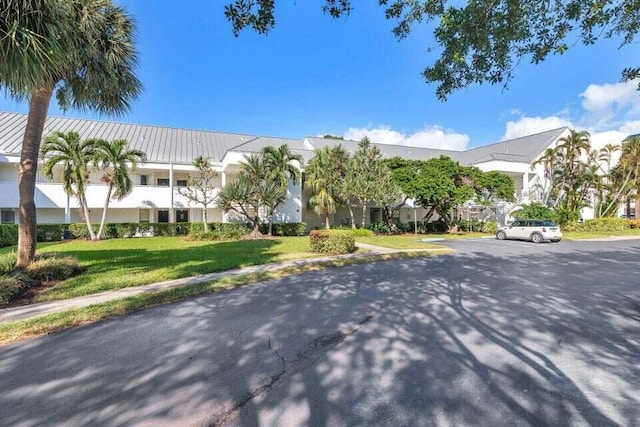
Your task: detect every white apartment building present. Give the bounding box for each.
[0,111,622,228]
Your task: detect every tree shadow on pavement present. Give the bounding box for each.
[0,242,639,426]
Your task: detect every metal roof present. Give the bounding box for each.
[0,111,289,164]
[0,111,568,166]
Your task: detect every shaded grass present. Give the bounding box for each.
[14,237,317,302]
[0,251,441,346]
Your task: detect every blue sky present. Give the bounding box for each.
[1,1,639,150]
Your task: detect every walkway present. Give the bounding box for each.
[0,243,445,323]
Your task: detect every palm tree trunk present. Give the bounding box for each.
[17,86,53,267]
[268,206,274,236]
[81,195,96,241]
[97,183,113,240]
[202,205,209,233]
[324,213,330,229]
[635,196,640,220]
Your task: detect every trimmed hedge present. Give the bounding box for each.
[309,230,356,254]
[0,225,19,248]
[563,217,631,232]
[69,222,191,239]
[259,222,307,236]
[332,225,374,237]
[458,220,498,233]
[189,223,251,240]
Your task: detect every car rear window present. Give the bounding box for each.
[543,220,557,227]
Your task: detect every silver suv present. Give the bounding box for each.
[496,219,562,243]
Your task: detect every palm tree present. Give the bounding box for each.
[532,147,560,204]
[93,139,146,240]
[40,131,97,240]
[261,145,304,235]
[619,136,640,218]
[554,130,592,211]
[1,1,141,266]
[304,146,348,229]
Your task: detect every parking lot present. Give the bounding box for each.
[1,238,639,426]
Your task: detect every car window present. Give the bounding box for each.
[522,220,532,227]
[543,220,557,227]
[533,220,544,227]
[511,221,521,227]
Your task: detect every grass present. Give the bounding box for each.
[3,237,319,302]
[0,251,439,346]
[356,232,488,249]
[563,229,640,240]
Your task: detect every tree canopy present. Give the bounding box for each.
[224,0,640,99]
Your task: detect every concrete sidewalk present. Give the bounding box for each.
[0,243,445,323]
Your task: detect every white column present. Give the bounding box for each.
[221,171,227,223]
[169,163,174,223]
[522,172,530,203]
[64,194,71,223]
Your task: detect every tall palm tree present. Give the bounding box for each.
[261,145,304,235]
[304,146,348,229]
[93,139,146,240]
[40,131,97,240]
[554,130,592,211]
[619,136,640,218]
[1,1,141,266]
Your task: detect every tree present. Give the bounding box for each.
[617,136,640,217]
[40,131,97,240]
[304,145,349,229]
[177,156,219,233]
[217,151,289,237]
[93,139,146,240]
[262,145,304,235]
[1,1,141,266]
[224,1,639,99]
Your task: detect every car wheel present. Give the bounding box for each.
[496,231,506,240]
[531,233,544,243]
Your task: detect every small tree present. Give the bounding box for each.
[347,138,385,228]
[40,131,97,240]
[217,175,262,237]
[178,156,219,233]
[94,139,146,240]
[262,145,303,235]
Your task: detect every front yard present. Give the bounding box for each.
[2,236,318,302]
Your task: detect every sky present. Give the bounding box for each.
[1,1,639,151]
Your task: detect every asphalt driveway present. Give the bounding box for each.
[1,239,639,426]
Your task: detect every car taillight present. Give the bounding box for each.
[542,227,547,232]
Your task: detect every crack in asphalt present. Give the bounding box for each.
[210,300,389,426]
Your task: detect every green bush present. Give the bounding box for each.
[23,254,83,282]
[309,230,356,254]
[189,222,250,240]
[425,221,448,233]
[581,218,629,232]
[36,224,65,242]
[0,224,19,247]
[68,223,96,239]
[458,220,498,233]
[332,225,374,237]
[0,271,35,305]
[0,252,17,275]
[367,222,393,234]
[259,222,307,236]
[511,203,556,221]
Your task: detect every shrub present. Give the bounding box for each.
[0,224,19,247]
[367,222,393,234]
[511,203,557,221]
[68,223,96,239]
[458,220,498,233]
[258,222,306,236]
[189,223,251,240]
[424,221,448,233]
[309,230,356,254]
[0,252,17,275]
[0,271,35,305]
[24,254,83,282]
[36,224,65,242]
[580,218,630,232]
[628,219,640,229]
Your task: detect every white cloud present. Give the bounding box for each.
[580,80,640,129]
[502,115,574,140]
[343,125,469,151]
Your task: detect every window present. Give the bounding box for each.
[157,210,169,223]
[140,175,149,186]
[176,209,189,223]
[176,179,187,187]
[1,209,15,224]
[157,178,170,187]
[139,209,150,223]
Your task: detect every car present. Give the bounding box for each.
[496,219,562,243]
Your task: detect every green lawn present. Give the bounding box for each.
[563,229,640,240]
[8,236,318,302]
[356,234,469,249]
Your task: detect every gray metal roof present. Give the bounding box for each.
[0,111,568,166]
[458,127,568,165]
[0,111,277,164]
[304,137,465,162]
